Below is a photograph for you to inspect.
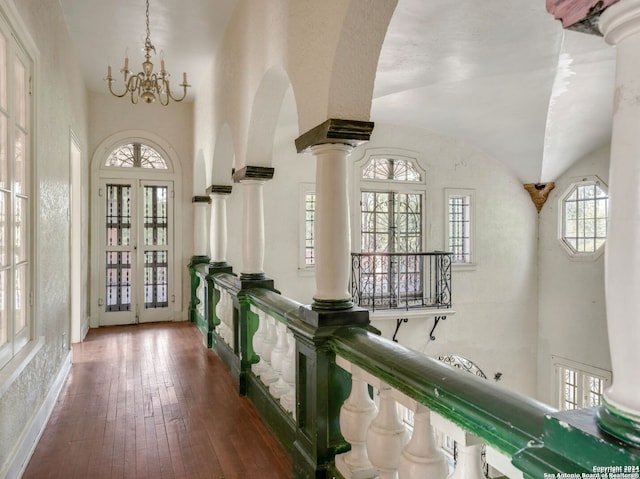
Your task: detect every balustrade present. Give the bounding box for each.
[196,271,640,479]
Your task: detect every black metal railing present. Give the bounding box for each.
[351,251,452,311]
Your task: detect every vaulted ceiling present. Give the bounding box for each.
[60,0,615,183]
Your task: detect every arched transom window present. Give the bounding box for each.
[106,143,168,169]
[362,157,422,182]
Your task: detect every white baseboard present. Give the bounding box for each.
[0,351,71,479]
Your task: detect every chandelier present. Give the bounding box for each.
[106,0,190,105]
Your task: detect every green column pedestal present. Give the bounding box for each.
[291,305,369,479]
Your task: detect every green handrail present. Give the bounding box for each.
[330,326,553,456]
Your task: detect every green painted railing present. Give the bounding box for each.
[192,270,640,479]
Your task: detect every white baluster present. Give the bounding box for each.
[214,285,227,342]
[280,332,296,417]
[251,307,267,376]
[259,315,278,384]
[449,444,484,479]
[336,371,378,479]
[269,322,291,398]
[398,405,448,479]
[366,385,409,479]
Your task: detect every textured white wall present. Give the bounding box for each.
[359,124,540,397]
[0,0,89,468]
[537,144,610,406]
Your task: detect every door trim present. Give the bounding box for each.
[90,130,183,329]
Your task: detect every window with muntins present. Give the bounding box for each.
[446,189,474,264]
[553,357,611,411]
[0,17,33,370]
[356,155,427,308]
[560,178,607,257]
[106,143,168,169]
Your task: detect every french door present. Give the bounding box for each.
[98,179,174,325]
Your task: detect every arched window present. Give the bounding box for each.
[105,143,168,169]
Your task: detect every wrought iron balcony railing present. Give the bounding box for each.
[351,251,452,311]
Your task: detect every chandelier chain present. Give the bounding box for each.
[105,0,190,104]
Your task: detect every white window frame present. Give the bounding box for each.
[557,176,608,261]
[298,183,315,273]
[445,188,475,268]
[0,4,36,372]
[552,356,611,411]
[352,148,429,254]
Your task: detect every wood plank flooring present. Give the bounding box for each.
[23,322,292,479]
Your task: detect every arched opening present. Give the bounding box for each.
[90,131,183,327]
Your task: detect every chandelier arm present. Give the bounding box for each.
[166,82,189,102]
[107,79,130,99]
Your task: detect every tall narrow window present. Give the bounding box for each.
[0,26,33,370]
[298,183,316,270]
[305,192,315,267]
[446,189,474,265]
[356,155,427,308]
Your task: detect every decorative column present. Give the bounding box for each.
[295,118,374,314]
[598,0,640,446]
[192,195,211,261]
[188,196,211,324]
[207,184,233,271]
[291,119,374,478]
[232,166,274,283]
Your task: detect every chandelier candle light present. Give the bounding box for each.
[106,0,190,105]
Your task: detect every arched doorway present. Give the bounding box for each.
[91,132,182,326]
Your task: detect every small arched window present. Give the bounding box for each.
[105,143,168,169]
[362,157,422,182]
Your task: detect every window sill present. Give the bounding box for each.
[0,336,45,398]
[451,262,476,271]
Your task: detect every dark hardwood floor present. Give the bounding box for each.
[23,322,292,479]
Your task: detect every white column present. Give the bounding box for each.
[241,180,266,278]
[193,198,210,257]
[311,143,353,306]
[209,192,229,264]
[599,0,640,439]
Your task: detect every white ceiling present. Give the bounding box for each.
[59,0,616,183]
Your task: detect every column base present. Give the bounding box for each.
[597,399,640,447]
[188,255,210,266]
[312,298,354,311]
[209,262,233,274]
[300,304,369,329]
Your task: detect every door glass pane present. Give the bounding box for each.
[105,251,131,311]
[0,114,7,188]
[14,195,26,262]
[14,128,25,194]
[144,250,168,309]
[0,192,6,266]
[0,270,6,345]
[106,184,131,246]
[14,57,26,128]
[143,185,168,245]
[0,32,6,110]
[15,263,26,332]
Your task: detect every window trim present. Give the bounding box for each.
[557,176,608,261]
[445,188,476,268]
[0,3,37,372]
[352,148,429,254]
